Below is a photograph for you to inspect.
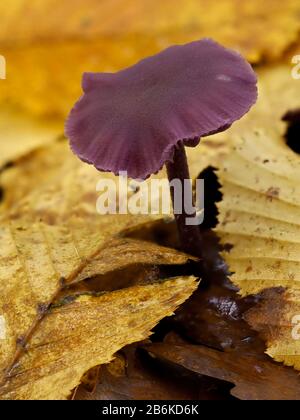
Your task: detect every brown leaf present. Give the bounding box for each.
[1,135,229,215]
[0,136,199,399]
[74,343,203,400]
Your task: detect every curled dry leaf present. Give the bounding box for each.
[0,276,197,400]
[1,1,299,117]
[215,129,300,369]
[72,237,196,284]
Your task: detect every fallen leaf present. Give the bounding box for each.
[222,62,300,146]
[0,276,197,400]
[254,64,300,130]
[245,287,300,371]
[1,0,298,58]
[1,1,299,117]
[216,130,300,296]
[0,140,69,212]
[283,108,300,154]
[172,232,265,355]
[72,237,196,285]
[0,135,229,215]
[144,341,300,400]
[74,343,204,400]
[0,108,61,168]
[136,229,300,400]
[215,127,300,370]
[0,133,200,399]
[0,218,193,379]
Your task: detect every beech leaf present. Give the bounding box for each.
[1,1,299,117]
[215,127,300,370]
[0,276,197,400]
[0,139,197,399]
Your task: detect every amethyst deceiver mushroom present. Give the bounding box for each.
[66,39,257,257]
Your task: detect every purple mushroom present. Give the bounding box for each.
[66,39,257,257]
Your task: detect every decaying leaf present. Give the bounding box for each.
[225,62,300,143]
[215,127,300,369]
[0,135,229,214]
[0,276,197,400]
[144,341,300,400]
[245,288,300,371]
[0,1,299,117]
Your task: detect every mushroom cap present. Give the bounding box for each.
[66,39,257,179]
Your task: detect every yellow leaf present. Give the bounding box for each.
[0,135,229,215]
[1,1,299,117]
[215,129,300,369]
[216,130,300,295]
[0,108,61,168]
[0,276,197,400]
[0,0,299,59]
[245,288,300,371]
[0,132,201,399]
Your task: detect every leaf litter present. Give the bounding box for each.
[1,0,300,118]
[1,4,300,400]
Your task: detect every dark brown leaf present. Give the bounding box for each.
[144,342,300,400]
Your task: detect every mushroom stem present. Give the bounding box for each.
[166,144,203,258]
